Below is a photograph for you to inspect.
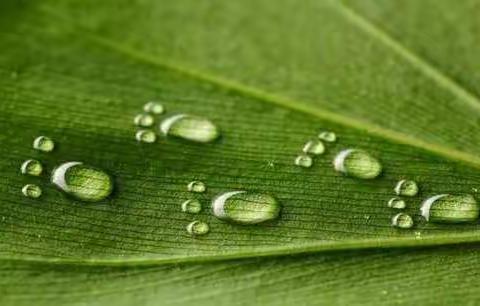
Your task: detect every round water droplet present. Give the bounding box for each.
[212,191,281,224]
[51,162,114,202]
[33,136,55,152]
[160,114,219,143]
[21,159,43,176]
[420,194,479,223]
[392,213,414,229]
[318,131,336,142]
[302,140,325,155]
[22,184,42,199]
[186,220,209,236]
[188,181,206,193]
[295,154,313,168]
[333,149,382,179]
[134,114,154,127]
[135,130,156,143]
[388,197,406,209]
[143,101,165,114]
[182,199,202,214]
[394,180,419,197]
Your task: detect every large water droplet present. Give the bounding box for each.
[186,220,209,236]
[51,162,114,202]
[160,114,219,143]
[294,154,313,168]
[21,159,43,176]
[302,140,325,155]
[135,130,156,143]
[420,194,479,223]
[394,180,419,197]
[134,114,154,127]
[391,213,413,229]
[318,131,336,142]
[333,149,382,179]
[212,191,281,224]
[182,199,202,214]
[22,184,42,199]
[388,197,406,209]
[33,136,55,152]
[143,101,165,114]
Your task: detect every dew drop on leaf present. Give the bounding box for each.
[134,114,154,127]
[420,194,479,223]
[318,131,336,142]
[21,159,43,176]
[388,197,406,209]
[391,213,414,229]
[135,130,156,143]
[160,114,219,143]
[333,149,382,179]
[394,180,419,197]
[143,101,165,114]
[186,220,209,236]
[33,136,55,152]
[22,184,42,199]
[302,140,325,155]
[182,199,202,214]
[188,181,206,193]
[294,154,313,168]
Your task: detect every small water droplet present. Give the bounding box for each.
[134,114,154,127]
[334,149,382,179]
[22,184,42,199]
[143,102,165,114]
[391,213,413,229]
[51,162,114,202]
[294,154,313,168]
[135,130,156,143]
[388,197,406,209]
[212,191,281,224]
[182,199,202,214]
[186,220,209,236]
[188,181,206,193]
[160,114,219,143]
[21,159,43,176]
[394,180,419,197]
[33,136,55,152]
[302,140,325,155]
[420,194,479,223]
[318,131,336,142]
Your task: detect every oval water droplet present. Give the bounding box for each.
[22,184,42,199]
[420,194,479,223]
[143,101,165,114]
[394,180,419,197]
[21,159,43,176]
[134,114,154,127]
[160,114,219,143]
[392,213,413,229]
[182,199,202,214]
[212,191,281,224]
[135,130,156,143]
[333,149,382,179]
[302,140,325,155]
[33,136,55,152]
[186,220,209,236]
[294,154,313,168]
[188,181,206,193]
[388,197,406,209]
[318,131,336,142]
[51,162,114,202]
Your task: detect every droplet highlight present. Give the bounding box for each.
[388,197,406,209]
[160,114,219,143]
[187,220,209,236]
[392,213,413,229]
[134,114,154,127]
[318,131,336,142]
[143,101,165,114]
[420,194,479,223]
[295,154,313,168]
[182,199,202,214]
[334,149,382,179]
[188,181,206,193]
[21,159,43,176]
[394,180,419,197]
[22,184,42,199]
[135,130,156,143]
[302,140,325,155]
[33,136,55,152]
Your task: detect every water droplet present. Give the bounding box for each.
[333,149,382,179]
[33,136,54,152]
[186,220,209,236]
[22,184,42,199]
[394,180,419,197]
[135,130,156,143]
[212,191,281,224]
[388,197,406,209]
[302,140,325,155]
[160,114,219,143]
[391,213,413,229]
[294,154,313,168]
[51,162,114,202]
[182,199,202,214]
[143,102,165,114]
[420,194,479,223]
[21,159,43,176]
[318,131,336,142]
[188,181,206,193]
[134,114,154,127]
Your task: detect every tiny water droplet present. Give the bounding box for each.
[294,154,313,168]
[182,199,202,214]
[420,194,479,223]
[134,114,154,127]
[318,131,336,142]
[188,181,206,193]
[21,159,43,176]
[302,140,325,155]
[394,180,419,197]
[33,136,55,152]
[135,130,156,143]
[388,197,406,209]
[186,220,209,236]
[22,184,42,199]
[160,114,219,143]
[143,102,165,114]
[212,191,281,224]
[51,162,114,202]
[391,213,413,229]
[334,149,382,179]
